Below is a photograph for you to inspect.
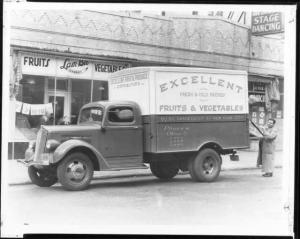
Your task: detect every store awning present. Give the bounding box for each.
[248,74,273,84]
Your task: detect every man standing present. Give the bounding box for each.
[259,118,278,177]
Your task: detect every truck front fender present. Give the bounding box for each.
[52,139,110,170]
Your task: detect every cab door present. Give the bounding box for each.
[102,105,143,168]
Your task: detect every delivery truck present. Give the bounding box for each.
[19,67,249,191]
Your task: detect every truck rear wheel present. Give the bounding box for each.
[57,152,94,191]
[150,161,179,180]
[188,148,221,182]
[28,166,57,187]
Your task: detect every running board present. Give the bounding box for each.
[104,164,149,171]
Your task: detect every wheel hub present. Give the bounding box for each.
[203,157,214,174]
[67,162,86,181]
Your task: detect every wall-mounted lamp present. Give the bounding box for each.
[20,78,36,85]
[27,79,36,85]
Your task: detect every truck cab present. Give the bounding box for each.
[80,101,144,168]
[21,101,146,191]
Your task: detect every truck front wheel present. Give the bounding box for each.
[188,148,221,182]
[150,161,179,180]
[28,166,57,187]
[57,152,94,191]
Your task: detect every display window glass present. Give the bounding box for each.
[71,79,91,124]
[92,81,108,102]
[17,75,45,130]
[48,78,68,91]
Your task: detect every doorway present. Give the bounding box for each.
[47,91,70,125]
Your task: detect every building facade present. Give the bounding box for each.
[7,10,284,158]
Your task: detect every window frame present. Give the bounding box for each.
[78,106,104,125]
[105,105,136,126]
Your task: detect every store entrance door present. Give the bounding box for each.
[47,92,70,125]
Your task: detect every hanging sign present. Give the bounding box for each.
[15,101,23,113]
[22,103,31,115]
[15,101,54,115]
[249,94,265,103]
[30,104,47,115]
[251,12,284,35]
[45,103,53,114]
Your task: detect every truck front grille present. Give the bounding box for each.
[34,128,47,162]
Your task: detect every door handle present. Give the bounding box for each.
[128,126,139,129]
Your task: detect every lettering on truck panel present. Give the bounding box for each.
[162,125,190,148]
[159,75,243,94]
[156,73,247,115]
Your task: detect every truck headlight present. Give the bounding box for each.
[45,139,60,150]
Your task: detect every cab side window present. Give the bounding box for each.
[108,107,134,123]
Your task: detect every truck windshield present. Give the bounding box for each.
[79,107,103,124]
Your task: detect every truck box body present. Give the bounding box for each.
[109,67,249,153]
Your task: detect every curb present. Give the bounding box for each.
[8,165,282,186]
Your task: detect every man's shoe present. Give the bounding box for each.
[263,173,272,177]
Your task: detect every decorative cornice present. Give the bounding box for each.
[8,10,284,67]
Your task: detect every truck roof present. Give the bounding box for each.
[81,100,140,109]
[110,66,248,77]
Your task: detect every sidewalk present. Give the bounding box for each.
[4,150,283,185]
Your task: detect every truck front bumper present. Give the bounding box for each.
[17,148,52,167]
[17,158,50,167]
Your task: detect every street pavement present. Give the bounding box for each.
[2,168,290,237]
[4,150,283,185]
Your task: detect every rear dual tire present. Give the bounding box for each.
[150,161,179,180]
[188,148,221,182]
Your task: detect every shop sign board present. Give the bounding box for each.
[21,55,56,76]
[94,62,131,79]
[251,12,284,35]
[249,93,265,103]
[21,54,131,80]
[56,58,93,79]
[249,82,265,92]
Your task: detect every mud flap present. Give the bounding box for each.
[230,154,239,161]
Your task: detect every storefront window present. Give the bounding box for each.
[92,81,108,102]
[277,78,284,118]
[48,78,68,90]
[71,79,91,124]
[21,75,45,104]
[18,75,45,129]
[248,81,267,126]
